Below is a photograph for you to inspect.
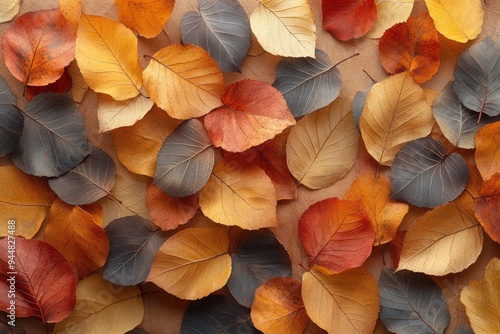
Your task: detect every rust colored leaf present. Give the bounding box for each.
[475,121,500,181]
[116,0,175,38]
[379,13,440,84]
[1,9,75,86]
[474,173,500,244]
[322,0,377,41]
[24,67,72,101]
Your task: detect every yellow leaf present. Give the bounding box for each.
[76,14,142,100]
[461,258,500,334]
[425,0,484,43]
[146,227,231,300]
[59,0,81,31]
[98,94,154,132]
[199,156,277,230]
[360,72,434,166]
[250,0,316,58]
[302,266,379,334]
[398,197,483,276]
[115,0,174,38]
[0,0,20,23]
[54,274,144,334]
[286,97,359,189]
[344,172,409,245]
[366,0,414,39]
[143,44,224,119]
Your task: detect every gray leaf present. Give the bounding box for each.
[352,88,370,132]
[0,75,22,157]
[181,0,251,72]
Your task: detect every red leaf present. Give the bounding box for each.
[322,0,377,41]
[25,67,73,101]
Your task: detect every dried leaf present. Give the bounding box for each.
[24,67,72,101]
[0,75,22,157]
[98,94,154,132]
[0,0,20,23]
[474,173,500,243]
[365,0,414,39]
[59,0,81,32]
[115,0,174,38]
[475,121,500,181]
[322,0,376,41]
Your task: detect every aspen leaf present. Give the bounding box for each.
[298,197,375,273]
[115,0,174,38]
[379,13,440,84]
[475,121,500,181]
[344,172,409,245]
[147,227,231,300]
[1,9,75,86]
[251,277,308,334]
[54,274,144,334]
[199,156,277,230]
[0,75,22,157]
[286,97,359,189]
[302,266,379,334]
[366,0,414,39]
[204,79,295,153]
[398,199,483,276]
[143,44,224,119]
[322,0,376,41]
[461,258,500,334]
[98,94,154,132]
[0,0,20,23]
[360,72,434,165]
[250,0,316,58]
[474,173,500,244]
[24,67,73,101]
[425,0,483,43]
[76,14,142,101]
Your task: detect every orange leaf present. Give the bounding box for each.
[475,121,500,181]
[59,0,81,32]
[116,0,174,38]
[205,79,295,152]
[474,173,500,243]
[1,9,75,86]
[379,13,440,83]
[24,66,72,101]
[298,197,375,273]
[322,0,377,41]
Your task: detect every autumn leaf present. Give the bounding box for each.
[360,72,434,165]
[59,0,81,32]
[0,75,22,157]
[474,173,500,243]
[302,266,379,334]
[199,156,277,230]
[98,94,154,132]
[147,227,231,300]
[298,197,375,273]
[44,199,109,279]
[25,67,72,101]
[366,0,414,39]
[251,277,309,334]
[143,44,224,119]
[475,121,500,181]
[379,13,440,84]
[67,60,88,103]
[344,172,409,245]
[250,0,315,58]
[0,0,20,23]
[54,274,144,334]
[461,258,500,334]
[0,238,77,323]
[1,9,75,86]
[322,0,377,41]
[115,0,175,38]
[76,14,142,100]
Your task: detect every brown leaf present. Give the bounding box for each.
[475,121,500,181]
[474,173,500,244]
[24,67,72,101]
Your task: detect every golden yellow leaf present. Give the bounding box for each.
[98,94,154,132]
[54,274,144,334]
[59,0,81,31]
[199,156,277,230]
[286,97,359,189]
[425,0,484,43]
[366,0,414,39]
[146,227,231,300]
[461,258,500,334]
[344,172,409,245]
[0,0,20,23]
[360,72,434,165]
[398,197,483,276]
[302,266,379,334]
[76,14,142,101]
[143,44,224,119]
[115,0,174,38]
[250,0,316,58]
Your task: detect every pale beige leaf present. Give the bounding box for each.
[0,0,20,23]
[98,94,154,132]
[366,0,414,39]
[67,60,89,103]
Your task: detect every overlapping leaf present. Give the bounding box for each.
[272,49,342,117]
[24,68,73,101]
[115,0,175,38]
[181,0,251,72]
[98,94,154,132]
[366,0,414,39]
[475,121,500,181]
[204,79,295,152]
[286,97,359,189]
[322,0,376,41]
[59,0,81,31]
[0,0,20,23]
[0,75,22,157]
[474,173,500,243]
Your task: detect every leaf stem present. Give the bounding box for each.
[363,69,377,84]
[332,53,360,68]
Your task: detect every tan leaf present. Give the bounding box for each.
[98,94,154,132]
[115,0,174,38]
[67,60,89,103]
[0,0,20,23]
[365,0,414,39]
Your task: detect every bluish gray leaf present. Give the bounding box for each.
[154,119,214,197]
[48,146,115,205]
[453,37,500,119]
[0,75,22,157]
[182,295,260,334]
[273,49,341,117]
[104,216,163,286]
[11,93,89,177]
[181,0,251,72]
[379,268,450,334]
[390,138,469,208]
[227,230,292,307]
[352,88,370,131]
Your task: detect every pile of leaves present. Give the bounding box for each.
[0,0,499,333]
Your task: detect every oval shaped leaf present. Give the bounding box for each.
[475,121,500,181]
[322,0,376,41]
[474,173,500,243]
[98,94,154,132]
[365,0,414,39]
[116,0,174,38]
[181,0,251,72]
[11,93,89,177]
[154,119,214,197]
[379,268,450,334]
[49,146,116,205]
[390,138,470,208]
[272,49,341,117]
[0,75,22,157]
[104,216,163,286]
